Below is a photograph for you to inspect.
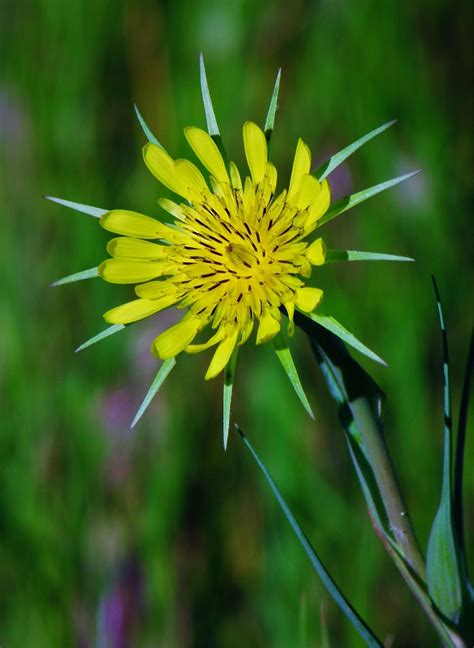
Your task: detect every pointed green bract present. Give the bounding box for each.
[237,425,383,648]
[199,52,228,165]
[223,347,238,450]
[314,120,396,181]
[273,333,314,419]
[75,324,125,353]
[51,267,99,287]
[199,52,220,136]
[44,195,108,218]
[264,68,281,144]
[130,358,176,429]
[325,250,414,263]
[426,279,464,622]
[134,104,163,148]
[318,171,419,227]
[304,312,387,366]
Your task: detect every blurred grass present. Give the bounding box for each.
[1,0,472,646]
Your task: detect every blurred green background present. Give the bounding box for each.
[1,0,472,646]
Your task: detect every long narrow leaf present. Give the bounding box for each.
[75,324,125,353]
[130,358,176,429]
[304,312,387,366]
[273,333,314,419]
[325,250,414,263]
[51,267,99,287]
[314,121,396,181]
[426,278,464,621]
[237,426,383,648]
[454,328,473,584]
[134,104,162,147]
[223,347,238,450]
[318,171,419,227]
[44,195,107,218]
[264,68,281,145]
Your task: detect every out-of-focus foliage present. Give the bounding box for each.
[1,1,472,646]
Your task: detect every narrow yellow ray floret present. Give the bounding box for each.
[98,122,330,379]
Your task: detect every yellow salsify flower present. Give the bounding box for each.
[48,59,416,446]
[99,122,329,381]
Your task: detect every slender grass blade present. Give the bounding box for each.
[237,425,383,648]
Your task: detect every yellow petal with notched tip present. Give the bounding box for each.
[104,295,177,324]
[256,310,281,345]
[143,143,188,198]
[288,139,311,199]
[107,237,168,259]
[184,127,229,184]
[295,287,324,312]
[305,237,326,265]
[205,328,239,379]
[307,179,331,225]
[152,317,201,359]
[174,159,208,194]
[100,210,172,240]
[243,121,267,184]
[158,198,186,221]
[99,258,164,284]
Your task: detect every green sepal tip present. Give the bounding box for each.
[130,358,176,429]
[134,104,163,148]
[75,324,125,353]
[44,195,108,218]
[325,250,414,263]
[223,347,239,450]
[51,267,99,287]
[273,332,314,419]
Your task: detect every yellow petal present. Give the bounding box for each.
[135,280,174,299]
[142,143,188,198]
[307,179,331,227]
[99,259,164,284]
[295,174,319,210]
[184,127,229,184]
[266,162,278,193]
[104,296,176,324]
[305,237,326,265]
[174,159,208,195]
[107,237,168,259]
[256,310,281,345]
[152,317,201,359]
[205,329,239,379]
[243,121,267,184]
[158,198,186,222]
[295,287,324,312]
[229,161,243,190]
[288,139,311,199]
[186,328,226,354]
[100,210,172,240]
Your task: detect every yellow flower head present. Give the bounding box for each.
[99,122,329,380]
[49,61,414,444]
